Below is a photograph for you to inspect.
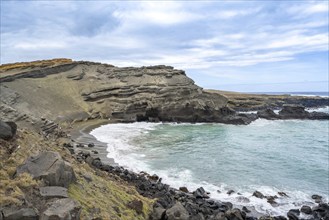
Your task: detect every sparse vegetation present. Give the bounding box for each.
[0,58,73,72]
[0,129,154,219]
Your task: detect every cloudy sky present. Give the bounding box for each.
[1,1,328,92]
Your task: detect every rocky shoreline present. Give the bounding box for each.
[1,59,329,219]
[67,115,329,220]
[67,136,329,220]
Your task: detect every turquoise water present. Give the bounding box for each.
[91,107,329,216]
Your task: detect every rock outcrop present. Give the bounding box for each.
[16,151,76,187]
[0,121,17,140]
[40,198,81,220]
[0,61,261,125]
[257,105,329,120]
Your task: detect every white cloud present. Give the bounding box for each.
[287,2,329,15]
[113,1,202,27]
[14,41,67,50]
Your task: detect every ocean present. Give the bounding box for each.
[250,91,329,97]
[90,106,329,216]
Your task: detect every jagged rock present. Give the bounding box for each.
[179,186,189,193]
[39,186,68,198]
[278,192,289,197]
[165,202,189,220]
[2,208,38,220]
[16,151,76,187]
[252,191,265,199]
[257,109,280,120]
[0,121,17,140]
[40,198,81,220]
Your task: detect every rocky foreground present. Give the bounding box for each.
[1,121,328,220]
[0,59,329,220]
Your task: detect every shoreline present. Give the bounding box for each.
[70,119,117,165]
[70,118,328,219]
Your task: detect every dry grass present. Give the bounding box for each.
[69,165,154,220]
[0,58,73,72]
[0,129,154,219]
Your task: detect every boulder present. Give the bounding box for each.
[257,109,280,120]
[287,209,300,220]
[127,199,143,215]
[39,186,68,198]
[252,191,265,199]
[40,198,81,220]
[179,186,189,193]
[300,205,312,215]
[0,121,17,140]
[2,208,38,220]
[16,151,76,187]
[225,208,244,220]
[165,202,189,220]
[150,207,166,220]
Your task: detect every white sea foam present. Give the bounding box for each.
[90,122,328,217]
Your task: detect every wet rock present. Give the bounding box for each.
[2,208,38,220]
[279,105,310,119]
[16,151,76,187]
[312,203,329,218]
[39,186,68,198]
[179,186,189,193]
[127,199,143,215]
[278,192,289,197]
[252,191,265,199]
[287,209,300,220]
[266,196,278,207]
[257,109,280,120]
[309,111,329,120]
[311,194,322,203]
[300,205,312,215]
[227,190,235,195]
[165,202,189,220]
[242,206,251,213]
[149,174,159,182]
[0,121,17,140]
[193,187,209,199]
[41,198,81,220]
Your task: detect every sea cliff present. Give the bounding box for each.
[1,59,328,220]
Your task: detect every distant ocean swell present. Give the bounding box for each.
[90,107,329,216]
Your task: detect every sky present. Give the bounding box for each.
[1,0,328,92]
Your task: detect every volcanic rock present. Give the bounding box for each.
[16,151,76,187]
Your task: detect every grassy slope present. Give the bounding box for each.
[0,129,154,219]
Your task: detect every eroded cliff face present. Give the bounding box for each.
[1,61,241,128]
